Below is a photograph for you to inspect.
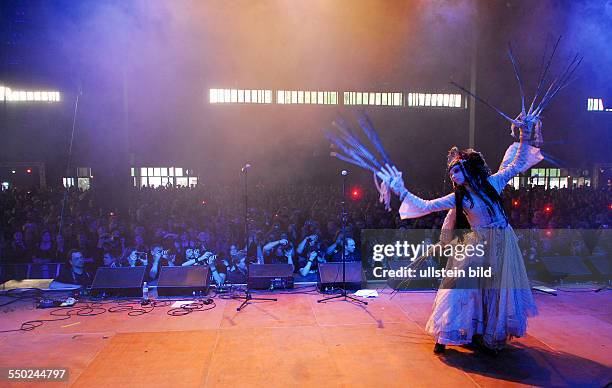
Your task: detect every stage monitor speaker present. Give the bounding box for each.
[157,266,210,296]
[318,262,363,291]
[538,256,594,283]
[584,255,611,280]
[91,267,146,297]
[385,259,439,290]
[248,264,294,290]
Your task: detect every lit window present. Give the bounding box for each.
[141,167,147,176]
[149,177,162,188]
[407,92,463,108]
[77,178,90,190]
[62,178,75,188]
[209,89,217,103]
[343,92,402,107]
[276,90,338,105]
[209,88,272,104]
[175,167,183,177]
[587,97,606,112]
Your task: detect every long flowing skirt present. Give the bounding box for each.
[425,225,537,349]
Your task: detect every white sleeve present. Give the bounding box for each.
[489,142,544,193]
[398,191,455,219]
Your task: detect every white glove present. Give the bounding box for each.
[376,164,406,197]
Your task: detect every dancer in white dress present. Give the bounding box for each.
[325,39,578,354]
[377,118,543,353]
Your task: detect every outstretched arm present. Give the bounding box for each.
[377,164,455,219]
[489,120,544,192]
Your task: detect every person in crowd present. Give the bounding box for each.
[224,244,248,284]
[328,237,360,262]
[33,229,55,262]
[147,244,165,282]
[263,234,296,267]
[295,233,325,280]
[181,247,226,285]
[102,250,121,268]
[6,231,30,263]
[123,246,146,268]
[51,249,93,287]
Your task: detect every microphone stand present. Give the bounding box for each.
[317,170,367,305]
[234,164,277,311]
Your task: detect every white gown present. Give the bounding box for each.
[399,141,543,348]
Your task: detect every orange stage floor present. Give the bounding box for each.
[0,288,610,387]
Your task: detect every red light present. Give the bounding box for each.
[109,212,115,216]
[608,204,612,210]
[545,230,553,237]
[512,200,519,207]
[201,200,207,206]
[350,187,362,200]
[26,168,32,174]
[544,205,552,213]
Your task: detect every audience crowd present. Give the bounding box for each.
[0,183,609,286]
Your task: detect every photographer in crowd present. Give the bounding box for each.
[181,247,226,286]
[296,233,326,281]
[263,234,296,268]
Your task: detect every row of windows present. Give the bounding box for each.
[407,93,462,108]
[63,177,91,190]
[587,97,609,112]
[531,168,561,177]
[509,168,592,190]
[131,167,194,177]
[209,89,272,104]
[277,90,338,105]
[209,88,463,108]
[0,86,61,102]
[509,176,571,189]
[343,92,403,106]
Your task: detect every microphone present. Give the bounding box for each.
[341,170,348,176]
[241,164,251,173]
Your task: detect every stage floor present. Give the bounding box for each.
[0,288,610,387]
